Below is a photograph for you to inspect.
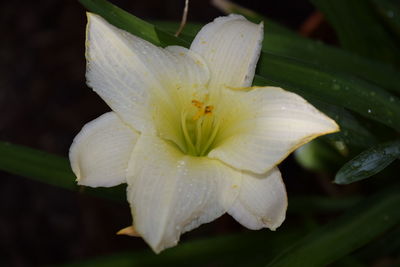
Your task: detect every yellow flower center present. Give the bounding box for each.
[180,98,221,156]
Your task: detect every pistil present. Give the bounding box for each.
[178,99,220,156]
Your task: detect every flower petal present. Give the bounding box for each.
[208,86,339,174]
[190,14,263,88]
[69,112,138,187]
[228,167,287,230]
[126,135,240,253]
[85,13,209,132]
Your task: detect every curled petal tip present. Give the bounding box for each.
[116,226,140,237]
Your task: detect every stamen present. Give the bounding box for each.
[179,99,220,156]
[195,117,203,153]
[192,99,205,120]
[193,109,205,120]
[200,118,221,156]
[205,105,213,115]
[191,99,203,108]
[181,111,196,155]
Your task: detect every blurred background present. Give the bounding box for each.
[0,0,392,266]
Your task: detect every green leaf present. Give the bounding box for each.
[262,33,400,95]
[150,20,202,37]
[210,0,296,36]
[266,186,400,266]
[62,229,305,267]
[372,0,400,42]
[354,225,400,263]
[0,141,125,202]
[79,0,188,47]
[288,195,362,213]
[335,140,400,184]
[310,0,400,65]
[294,139,345,172]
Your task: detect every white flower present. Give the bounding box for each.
[69,13,339,253]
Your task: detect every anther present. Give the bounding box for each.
[191,99,203,108]
[205,105,213,115]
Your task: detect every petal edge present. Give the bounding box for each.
[69,112,139,187]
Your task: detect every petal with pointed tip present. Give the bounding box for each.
[86,13,209,133]
[69,112,138,187]
[228,167,287,230]
[190,14,263,88]
[208,86,339,174]
[126,134,240,253]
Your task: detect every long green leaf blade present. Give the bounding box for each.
[262,33,400,95]
[0,141,125,202]
[335,140,400,184]
[211,0,296,36]
[63,229,304,267]
[79,0,188,47]
[372,0,400,42]
[266,186,400,266]
[310,0,400,65]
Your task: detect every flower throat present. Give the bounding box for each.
[180,98,220,157]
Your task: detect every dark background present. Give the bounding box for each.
[0,0,334,266]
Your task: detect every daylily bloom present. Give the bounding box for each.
[69,13,339,253]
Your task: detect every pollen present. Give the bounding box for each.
[205,105,213,115]
[191,99,213,120]
[191,99,204,109]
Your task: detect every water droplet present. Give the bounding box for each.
[367,109,372,114]
[352,161,361,167]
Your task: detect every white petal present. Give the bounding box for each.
[208,87,339,174]
[228,167,287,230]
[69,112,139,187]
[85,13,209,132]
[126,135,240,253]
[190,14,263,88]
